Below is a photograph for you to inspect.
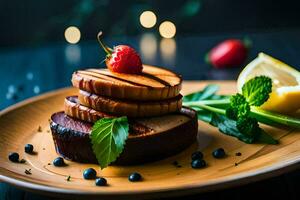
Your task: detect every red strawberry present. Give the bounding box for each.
[97,32,143,74]
[207,39,249,69]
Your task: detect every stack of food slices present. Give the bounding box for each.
[50,65,198,165]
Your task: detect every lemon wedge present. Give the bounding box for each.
[237,52,300,114]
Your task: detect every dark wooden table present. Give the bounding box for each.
[1,30,300,199]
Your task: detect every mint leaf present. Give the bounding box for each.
[236,117,259,136]
[210,114,277,144]
[90,117,129,169]
[227,94,250,119]
[183,84,221,102]
[210,114,255,144]
[183,78,278,145]
[256,129,278,144]
[242,76,272,106]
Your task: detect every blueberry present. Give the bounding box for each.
[95,177,107,186]
[212,148,226,158]
[191,159,206,169]
[128,172,142,182]
[235,152,242,156]
[8,152,19,162]
[83,168,97,180]
[53,157,65,166]
[24,144,34,154]
[191,151,203,160]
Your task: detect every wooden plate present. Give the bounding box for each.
[1,81,300,199]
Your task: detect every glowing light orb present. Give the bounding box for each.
[140,33,157,60]
[159,21,176,39]
[139,11,157,28]
[64,26,81,44]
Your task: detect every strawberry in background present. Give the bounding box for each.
[206,39,251,69]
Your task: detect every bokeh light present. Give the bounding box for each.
[182,0,201,17]
[33,85,40,94]
[64,26,81,44]
[140,33,157,61]
[65,44,81,64]
[26,72,33,80]
[159,21,176,38]
[160,38,176,64]
[139,11,157,28]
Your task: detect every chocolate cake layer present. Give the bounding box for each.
[50,107,198,165]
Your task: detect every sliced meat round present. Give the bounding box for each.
[64,96,115,123]
[78,90,182,117]
[71,65,182,101]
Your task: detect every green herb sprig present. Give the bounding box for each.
[90,117,129,169]
[183,76,300,144]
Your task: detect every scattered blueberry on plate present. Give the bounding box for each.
[212,148,226,158]
[24,144,34,154]
[95,177,107,186]
[128,172,142,182]
[235,152,242,156]
[53,157,65,166]
[191,159,206,169]
[83,168,97,180]
[8,152,19,162]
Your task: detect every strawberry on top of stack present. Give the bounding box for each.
[70,31,183,118]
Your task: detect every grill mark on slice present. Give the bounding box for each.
[76,71,114,84]
[87,69,178,87]
[167,86,171,98]
[88,79,94,93]
[87,69,175,87]
[140,72,172,86]
[143,66,182,81]
[65,96,115,121]
[88,92,93,108]
[79,77,84,88]
[78,70,153,88]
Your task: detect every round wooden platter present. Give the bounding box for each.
[1,81,300,199]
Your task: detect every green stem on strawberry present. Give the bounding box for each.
[97,31,113,56]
